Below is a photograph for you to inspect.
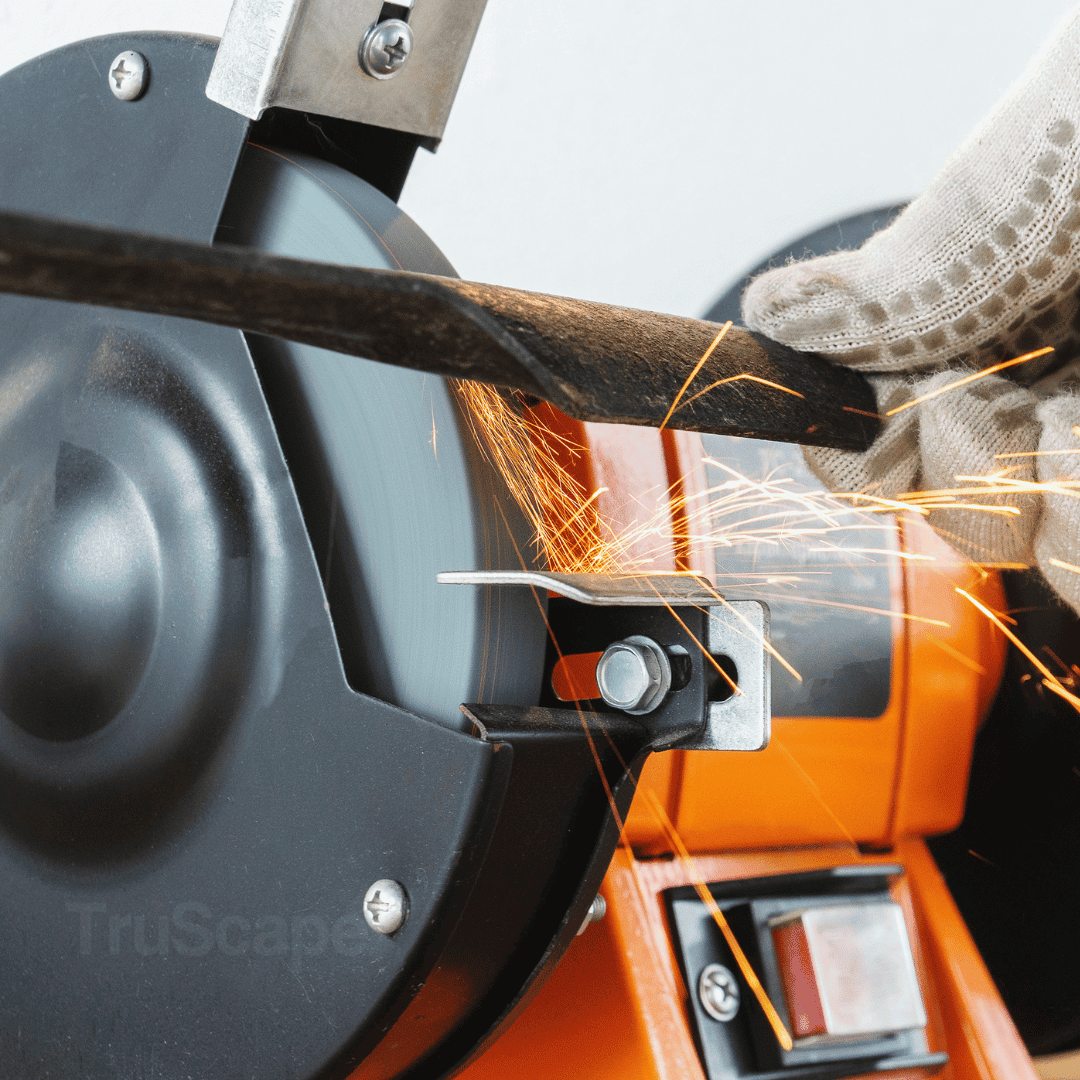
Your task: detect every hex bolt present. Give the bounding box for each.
[595,635,672,715]
[108,51,148,101]
[576,894,607,935]
[698,962,741,1022]
[363,879,408,935]
[358,19,414,80]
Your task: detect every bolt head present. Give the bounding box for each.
[595,635,671,715]
[359,20,414,80]
[363,879,408,935]
[698,962,741,1022]
[108,51,147,101]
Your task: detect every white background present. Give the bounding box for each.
[0,1,1074,317]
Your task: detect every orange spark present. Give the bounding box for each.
[676,372,805,414]
[956,588,1076,710]
[757,594,948,627]
[829,491,931,515]
[1044,679,1080,711]
[659,322,732,430]
[994,448,1080,459]
[929,638,987,676]
[772,739,858,849]
[807,545,935,562]
[657,598,741,695]
[885,346,1054,416]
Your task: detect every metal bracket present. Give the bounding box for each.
[691,602,770,752]
[439,571,771,752]
[206,0,489,143]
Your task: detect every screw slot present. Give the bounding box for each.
[698,962,741,1022]
[363,879,408,935]
[359,20,414,80]
[108,51,147,101]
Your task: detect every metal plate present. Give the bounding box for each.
[699,437,897,719]
[207,0,488,141]
[438,569,724,606]
[697,601,770,752]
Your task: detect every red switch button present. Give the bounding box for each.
[770,902,927,1044]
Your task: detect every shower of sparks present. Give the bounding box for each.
[455,333,1080,958]
[806,545,935,562]
[455,377,1080,708]
[455,381,619,573]
[884,346,1054,416]
[456,378,938,584]
[455,379,991,628]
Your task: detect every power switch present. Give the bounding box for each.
[769,902,927,1044]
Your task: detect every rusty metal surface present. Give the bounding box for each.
[0,210,880,449]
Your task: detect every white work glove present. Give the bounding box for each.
[741,6,1080,612]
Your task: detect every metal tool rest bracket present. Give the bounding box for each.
[439,571,771,754]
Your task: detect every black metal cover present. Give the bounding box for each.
[0,33,511,1080]
[0,32,686,1080]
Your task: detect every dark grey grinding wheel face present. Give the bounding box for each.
[217,144,546,728]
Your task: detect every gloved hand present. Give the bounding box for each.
[741,6,1080,612]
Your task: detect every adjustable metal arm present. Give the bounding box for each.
[206,0,488,145]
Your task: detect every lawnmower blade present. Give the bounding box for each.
[0,211,879,450]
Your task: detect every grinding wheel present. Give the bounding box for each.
[215,141,546,729]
